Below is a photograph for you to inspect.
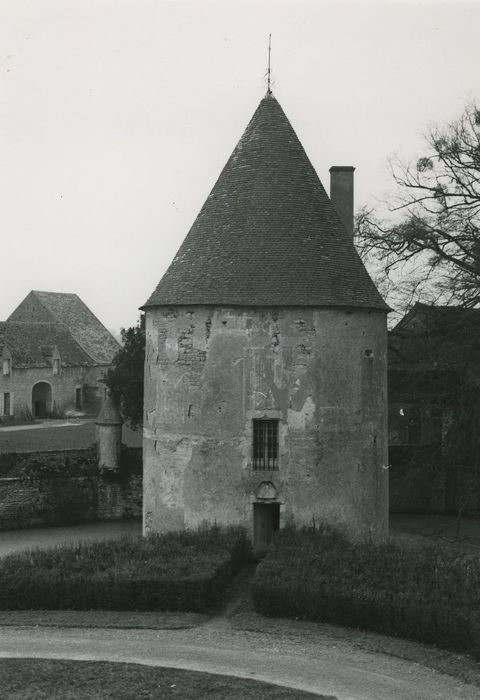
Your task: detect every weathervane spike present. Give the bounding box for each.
[267,34,272,94]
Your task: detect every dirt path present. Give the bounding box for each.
[0,616,479,699]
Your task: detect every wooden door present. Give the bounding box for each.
[253,503,280,556]
[34,400,45,418]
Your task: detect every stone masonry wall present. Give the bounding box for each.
[143,305,389,542]
[0,448,142,530]
[0,365,107,418]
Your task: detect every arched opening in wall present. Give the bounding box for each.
[32,382,52,418]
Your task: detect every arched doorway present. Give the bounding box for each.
[32,382,52,418]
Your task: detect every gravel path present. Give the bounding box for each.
[0,617,479,700]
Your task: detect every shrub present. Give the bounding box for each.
[0,527,251,612]
[252,527,480,657]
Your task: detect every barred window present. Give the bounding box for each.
[253,419,279,471]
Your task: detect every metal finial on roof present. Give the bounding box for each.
[266,34,272,94]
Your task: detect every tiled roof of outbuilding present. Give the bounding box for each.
[0,322,94,368]
[144,93,387,311]
[7,291,120,364]
[389,303,480,374]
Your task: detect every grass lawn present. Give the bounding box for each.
[0,659,331,699]
[0,422,96,453]
[0,421,140,453]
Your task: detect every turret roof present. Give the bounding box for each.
[144,93,387,311]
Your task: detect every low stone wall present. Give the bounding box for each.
[0,447,142,530]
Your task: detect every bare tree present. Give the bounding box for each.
[357,102,480,314]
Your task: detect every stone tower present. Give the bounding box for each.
[96,389,123,471]
[142,92,389,550]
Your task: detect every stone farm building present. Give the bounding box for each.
[142,92,389,552]
[0,291,120,419]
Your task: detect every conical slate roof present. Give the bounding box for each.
[144,93,387,310]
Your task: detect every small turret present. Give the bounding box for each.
[96,389,123,471]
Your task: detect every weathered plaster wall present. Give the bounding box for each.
[143,306,388,542]
[0,365,105,417]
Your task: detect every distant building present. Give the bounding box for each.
[389,302,480,448]
[142,92,389,551]
[0,291,120,419]
[389,302,480,515]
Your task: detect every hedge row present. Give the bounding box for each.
[0,527,251,612]
[252,527,480,657]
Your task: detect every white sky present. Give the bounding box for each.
[1,0,479,331]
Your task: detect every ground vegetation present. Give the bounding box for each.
[0,659,325,700]
[252,527,480,658]
[0,527,250,612]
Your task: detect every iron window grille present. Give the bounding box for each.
[253,419,279,470]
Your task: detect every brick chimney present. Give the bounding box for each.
[329,166,355,239]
